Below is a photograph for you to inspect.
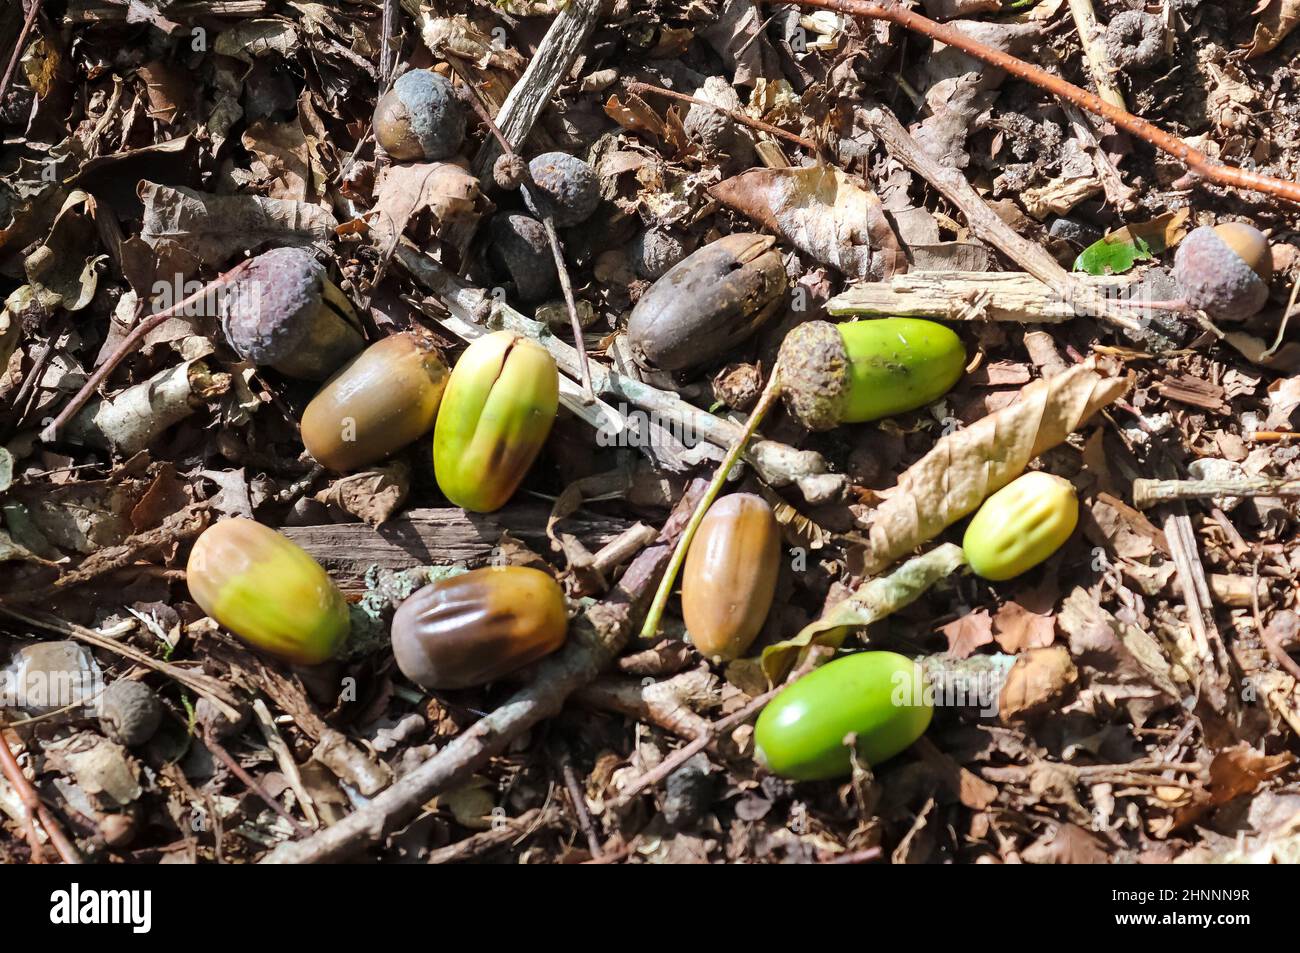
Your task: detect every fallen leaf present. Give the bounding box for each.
[315,460,411,527]
[368,162,484,260]
[998,645,1077,722]
[1247,0,1300,57]
[941,609,994,658]
[711,164,905,279]
[993,601,1055,653]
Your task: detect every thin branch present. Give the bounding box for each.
[1133,477,1300,509]
[0,0,41,107]
[785,0,1300,206]
[624,80,816,151]
[39,258,253,444]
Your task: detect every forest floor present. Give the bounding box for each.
[2,0,1300,864]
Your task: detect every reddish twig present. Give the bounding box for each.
[623,80,816,151]
[40,258,253,444]
[0,727,82,863]
[0,0,42,107]
[203,728,311,838]
[784,0,1300,206]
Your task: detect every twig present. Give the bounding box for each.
[558,744,602,857]
[856,103,1142,332]
[1133,477,1300,509]
[611,685,782,805]
[1253,561,1300,683]
[203,729,311,838]
[425,806,561,864]
[0,730,48,861]
[39,258,253,444]
[0,0,41,107]
[1249,431,1300,443]
[379,0,399,86]
[259,486,703,863]
[624,80,816,151]
[639,371,783,640]
[786,0,1300,205]
[452,71,595,398]
[470,0,604,180]
[1067,0,1126,110]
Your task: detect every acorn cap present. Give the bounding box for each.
[222,247,364,380]
[777,321,851,431]
[1173,223,1272,321]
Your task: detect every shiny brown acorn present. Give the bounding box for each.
[681,493,781,662]
[301,332,449,472]
[390,566,568,690]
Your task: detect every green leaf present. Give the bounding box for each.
[1073,236,1153,276]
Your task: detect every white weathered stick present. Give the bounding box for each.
[1134,477,1300,509]
[827,271,1144,323]
[471,0,605,179]
[1067,0,1126,110]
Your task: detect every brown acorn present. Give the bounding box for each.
[222,247,365,380]
[681,493,781,662]
[1173,222,1273,321]
[374,69,465,162]
[301,331,449,472]
[390,567,568,690]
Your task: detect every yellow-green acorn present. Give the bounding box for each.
[754,651,932,781]
[187,518,349,664]
[962,471,1079,581]
[301,331,449,472]
[778,318,965,431]
[433,331,559,513]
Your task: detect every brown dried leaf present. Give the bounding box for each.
[242,118,315,203]
[603,94,665,139]
[1248,0,1300,57]
[941,609,994,658]
[998,645,1077,722]
[711,165,905,279]
[865,361,1131,574]
[138,182,336,274]
[314,460,411,527]
[1173,744,1295,828]
[368,162,484,261]
[993,601,1055,653]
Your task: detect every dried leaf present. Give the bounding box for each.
[941,609,994,658]
[993,601,1055,653]
[998,645,1077,722]
[138,182,336,275]
[711,165,905,279]
[864,361,1131,574]
[314,460,411,527]
[1247,0,1300,57]
[761,543,967,684]
[368,162,484,260]
[242,119,316,203]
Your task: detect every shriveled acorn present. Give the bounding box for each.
[391,566,568,690]
[681,493,781,662]
[489,213,558,303]
[222,247,365,380]
[374,69,465,162]
[962,471,1078,581]
[1173,222,1273,321]
[301,331,449,472]
[433,330,559,512]
[627,233,786,372]
[187,518,349,664]
[754,651,932,781]
[778,318,966,431]
[522,152,600,227]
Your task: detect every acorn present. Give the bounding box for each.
[489,213,558,303]
[187,518,350,665]
[374,69,465,162]
[301,331,449,472]
[222,247,365,380]
[390,567,568,690]
[1173,222,1273,321]
[99,680,163,747]
[522,152,600,227]
[627,233,786,372]
[433,330,559,513]
[754,651,932,781]
[777,318,966,431]
[681,493,781,662]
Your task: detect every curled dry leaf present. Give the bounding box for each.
[24,190,106,312]
[314,460,411,527]
[760,543,967,684]
[998,645,1077,722]
[368,162,485,260]
[864,360,1131,575]
[711,165,906,279]
[1247,0,1300,58]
